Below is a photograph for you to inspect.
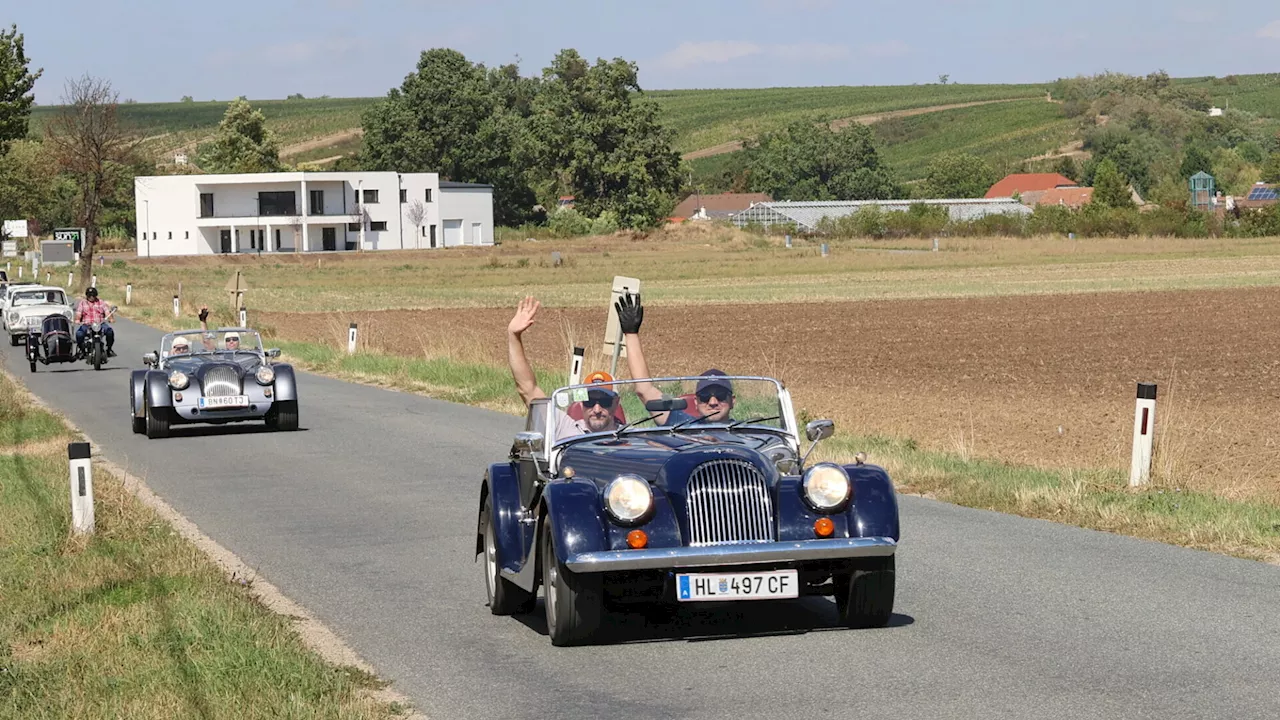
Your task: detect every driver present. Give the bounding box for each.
[170,335,192,356]
[73,287,117,357]
[614,291,734,425]
[506,296,619,438]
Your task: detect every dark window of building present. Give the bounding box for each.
[362,189,379,204]
[425,189,433,202]
[370,221,387,231]
[200,193,214,217]
[347,222,362,232]
[168,231,172,239]
[309,189,325,215]
[399,189,407,203]
[257,191,297,216]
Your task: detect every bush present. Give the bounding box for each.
[589,210,621,236]
[547,208,592,237]
[1026,204,1076,236]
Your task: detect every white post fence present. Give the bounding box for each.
[569,346,585,386]
[239,306,247,327]
[348,323,358,354]
[91,275,97,288]
[126,284,132,305]
[1129,382,1157,487]
[67,272,73,288]
[173,295,180,318]
[68,442,95,535]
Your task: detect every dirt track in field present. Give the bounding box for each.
[263,287,1280,497]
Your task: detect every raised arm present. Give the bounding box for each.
[198,306,216,350]
[507,296,546,405]
[616,292,662,404]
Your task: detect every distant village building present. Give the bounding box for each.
[730,198,1030,232]
[671,192,772,222]
[985,173,1077,201]
[1236,182,1279,211]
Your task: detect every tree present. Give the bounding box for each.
[1092,158,1133,209]
[923,152,996,198]
[180,95,193,103]
[745,120,901,201]
[0,139,76,231]
[938,74,950,85]
[527,50,682,227]
[204,98,282,173]
[1179,145,1212,180]
[404,199,426,247]
[286,93,305,101]
[0,24,42,151]
[44,75,139,280]
[1054,155,1079,183]
[1260,153,1280,184]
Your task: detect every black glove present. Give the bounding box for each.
[198,307,209,323]
[615,292,643,335]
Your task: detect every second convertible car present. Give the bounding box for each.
[130,327,299,439]
[476,375,900,646]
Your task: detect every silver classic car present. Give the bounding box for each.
[130,328,300,438]
[5,285,73,345]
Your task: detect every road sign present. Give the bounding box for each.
[224,270,249,308]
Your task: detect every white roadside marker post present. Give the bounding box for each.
[348,323,358,354]
[172,295,180,318]
[68,442,95,535]
[126,284,132,305]
[17,266,22,278]
[67,272,73,288]
[4,261,9,273]
[91,275,97,288]
[1129,382,1157,487]
[821,243,829,258]
[32,254,39,276]
[569,346,585,386]
[239,306,247,327]
[45,272,50,283]
[785,234,792,248]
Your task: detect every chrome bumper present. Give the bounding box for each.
[565,537,896,573]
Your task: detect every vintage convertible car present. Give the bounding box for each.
[476,375,899,646]
[5,285,73,345]
[130,328,299,439]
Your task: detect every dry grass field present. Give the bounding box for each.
[96,225,1280,506]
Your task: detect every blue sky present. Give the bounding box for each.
[10,0,1280,103]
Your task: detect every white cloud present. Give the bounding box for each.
[654,41,762,71]
[770,43,850,62]
[1259,20,1280,39]
[860,40,911,58]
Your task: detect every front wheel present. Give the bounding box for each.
[481,498,534,615]
[541,521,603,647]
[265,400,299,431]
[28,359,36,373]
[145,397,171,439]
[8,334,18,346]
[835,556,896,629]
[92,339,103,370]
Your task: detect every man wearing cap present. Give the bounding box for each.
[507,296,619,437]
[614,292,734,425]
[196,305,243,352]
[73,286,117,357]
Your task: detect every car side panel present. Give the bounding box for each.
[845,464,900,541]
[510,479,607,592]
[145,369,174,409]
[776,476,852,540]
[272,364,298,402]
[478,463,525,577]
[130,370,148,418]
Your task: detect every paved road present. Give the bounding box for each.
[5,318,1280,719]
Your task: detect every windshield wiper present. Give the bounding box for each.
[614,413,662,438]
[667,413,708,433]
[726,415,781,431]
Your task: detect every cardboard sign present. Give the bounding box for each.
[602,276,640,359]
[3,220,28,238]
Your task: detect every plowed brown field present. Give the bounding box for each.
[263,286,1280,497]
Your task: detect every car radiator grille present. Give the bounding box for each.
[202,367,242,397]
[686,459,775,546]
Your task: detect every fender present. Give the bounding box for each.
[845,464,900,541]
[510,478,608,592]
[145,369,174,409]
[129,370,148,418]
[271,364,298,402]
[476,463,524,579]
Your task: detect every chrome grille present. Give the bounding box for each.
[201,366,242,397]
[686,459,774,546]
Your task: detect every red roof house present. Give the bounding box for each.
[671,192,772,221]
[1035,187,1094,209]
[985,173,1077,199]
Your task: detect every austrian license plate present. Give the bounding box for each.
[676,570,799,602]
[198,395,249,409]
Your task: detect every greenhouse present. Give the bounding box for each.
[731,198,1031,232]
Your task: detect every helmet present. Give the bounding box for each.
[85,287,99,299]
[171,336,191,349]
[584,370,613,385]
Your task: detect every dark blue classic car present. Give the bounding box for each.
[130,328,299,439]
[477,375,899,646]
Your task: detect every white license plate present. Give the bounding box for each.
[198,395,249,409]
[677,570,799,602]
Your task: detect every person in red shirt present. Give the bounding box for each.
[73,287,116,357]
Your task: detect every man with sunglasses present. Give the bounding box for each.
[507,296,619,437]
[614,292,735,425]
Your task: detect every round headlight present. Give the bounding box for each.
[803,463,851,511]
[167,370,189,390]
[604,475,653,524]
[255,365,275,385]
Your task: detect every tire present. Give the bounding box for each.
[481,497,535,615]
[130,388,145,434]
[145,397,171,439]
[92,340,103,371]
[835,556,896,629]
[132,414,146,434]
[8,334,18,346]
[28,359,36,373]
[541,520,603,647]
[266,400,299,431]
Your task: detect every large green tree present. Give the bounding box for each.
[204,98,282,173]
[526,50,682,227]
[0,24,41,151]
[923,152,997,198]
[1260,153,1280,184]
[744,120,901,201]
[361,48,539,226]
[1179,145,1212,180]
[1092,158,1134,209]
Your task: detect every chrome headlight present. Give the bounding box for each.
[604,474,653,524]
[255,365,275,385]
[802,463,852,511]
[167,370,189,390]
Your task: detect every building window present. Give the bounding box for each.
[310,189,325,215]
[425,189,433,202]
[362,189,379,204]
[370,221,387,231]
[257,191,297,216]
[184,231,189,239]
[429,224,436,247]
[200,193,214,218]
[347,222,361,232]
[399,189,407,203]
[153,232,158,240]
[168,231,172,239]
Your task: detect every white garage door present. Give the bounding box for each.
[443,220,463,247]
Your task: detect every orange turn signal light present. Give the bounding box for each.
[627,529,648,549]
[814,517,835,537]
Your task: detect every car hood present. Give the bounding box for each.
[164,353,262,375]
[11,304,72,316]
[557,431,786,491]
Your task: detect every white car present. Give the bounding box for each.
[5,286,74,346]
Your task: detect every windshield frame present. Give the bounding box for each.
[544,375,799,471]
[159,328,265,365]
[10,289,67,308]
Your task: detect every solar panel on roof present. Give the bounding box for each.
[1247,187,1277,201]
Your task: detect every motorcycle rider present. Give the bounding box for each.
[73,286,116,358]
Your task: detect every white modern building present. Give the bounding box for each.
[134,171,494,256]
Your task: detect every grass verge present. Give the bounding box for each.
[0,371,407,719]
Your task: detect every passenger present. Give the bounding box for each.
[614,291,735,425]
[506,295,619,438]
[170,335,192,356]
[196,305,241,351]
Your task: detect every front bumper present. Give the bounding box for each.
[564,537,896,573]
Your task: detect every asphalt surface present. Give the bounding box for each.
[5,317,1280,719]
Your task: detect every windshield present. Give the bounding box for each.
[547,376,793,448]
[11,290,66,307]
[162,329,263,359]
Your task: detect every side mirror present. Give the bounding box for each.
[805,419,835,442]
[266,348,281,358]
[645,397,688,413]
[514,431,544,455]
[143,351,158,366]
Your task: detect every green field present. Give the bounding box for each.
[1175,73,1280,118]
